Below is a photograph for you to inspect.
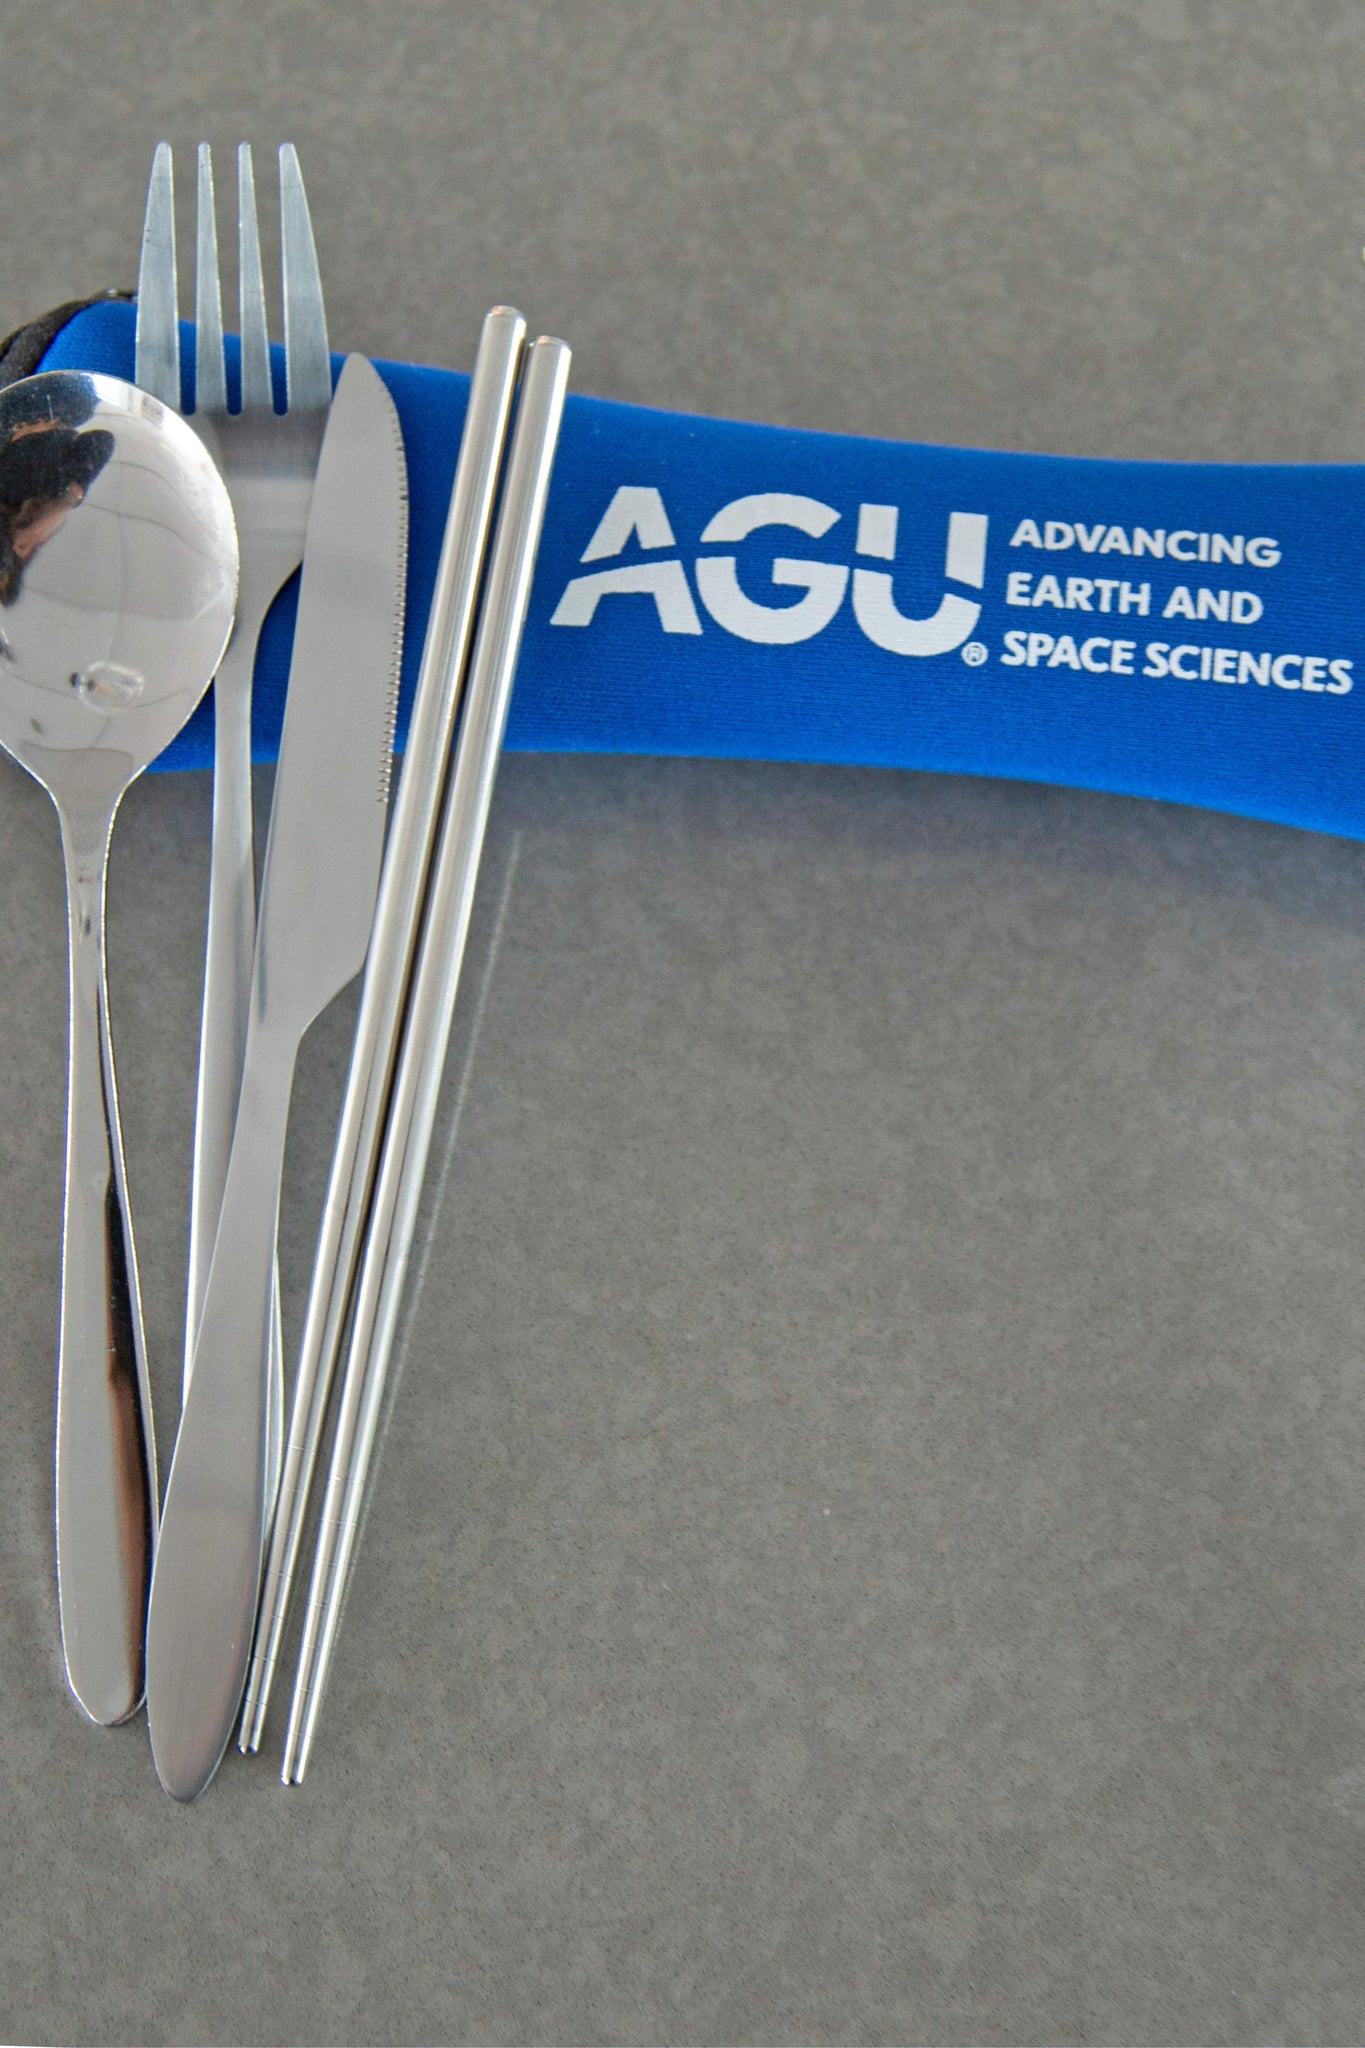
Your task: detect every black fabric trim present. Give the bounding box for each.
[0,290,133,389]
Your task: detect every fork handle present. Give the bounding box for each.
[55,803,157,1726]
[185,622,257,1379]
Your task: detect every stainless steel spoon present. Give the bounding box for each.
[0,370,237,1724]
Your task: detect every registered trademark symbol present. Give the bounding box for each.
[961,640,988,666]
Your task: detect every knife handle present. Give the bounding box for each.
[55,803,157,1727]
[146,1026,295,1801]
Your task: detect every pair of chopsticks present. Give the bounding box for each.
[237,310,570,1782]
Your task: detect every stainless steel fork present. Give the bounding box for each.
[135,143,331,1460]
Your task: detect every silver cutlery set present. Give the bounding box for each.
[0,143,569,1800]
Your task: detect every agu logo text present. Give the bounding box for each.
[550,487,989,656]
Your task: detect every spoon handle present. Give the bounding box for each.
[54,803,157,1727]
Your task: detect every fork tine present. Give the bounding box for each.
[194,144,227,415]
[134,142,180,405]
[279,145,331,411]
[237,143,272,411]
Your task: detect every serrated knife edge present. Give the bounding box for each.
[254,351,409,1034]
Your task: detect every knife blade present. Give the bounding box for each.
[146,352,408,1802]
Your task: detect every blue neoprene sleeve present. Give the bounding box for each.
[43,297,1365,840]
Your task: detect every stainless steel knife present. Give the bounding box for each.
[146,352,408,1802]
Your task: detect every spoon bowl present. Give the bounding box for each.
[0,370,237,1724]
[0,371,237,796]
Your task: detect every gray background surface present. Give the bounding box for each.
[3,3,1365,2043]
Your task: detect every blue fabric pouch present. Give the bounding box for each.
[42,297,1365,841]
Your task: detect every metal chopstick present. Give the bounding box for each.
[237,306,528,1754]
[281,335,571,1784]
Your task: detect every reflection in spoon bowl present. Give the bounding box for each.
[0,370,238,1726]
[71,661,146,708]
